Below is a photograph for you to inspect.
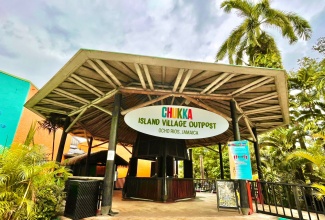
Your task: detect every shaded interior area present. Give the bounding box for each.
[123,132,195,202]
[64,150,128,177]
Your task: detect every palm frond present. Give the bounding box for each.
[286,12,312,40]
[312,183,325,200]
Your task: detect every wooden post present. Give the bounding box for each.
[101,93,121,215]
[218,143,224,179]
[85,137,93,176]
[56,116,70,163]
[252,127,263,180]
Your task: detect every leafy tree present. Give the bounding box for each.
[38,113,66,160]
[257,38,325,185]
[287,147,325,198]
[192,145,230,180]
[313,37,325,56]
[216,0,311,67]
[0,123,71,219]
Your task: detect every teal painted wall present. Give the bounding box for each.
[0,72,30,148]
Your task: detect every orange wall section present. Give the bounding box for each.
[13,84,72,160]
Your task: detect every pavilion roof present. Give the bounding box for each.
[25,49,289,147]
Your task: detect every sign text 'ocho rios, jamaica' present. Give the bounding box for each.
[124,105,229,139]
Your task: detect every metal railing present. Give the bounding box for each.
[194,178,216,192]
[249,180,325,220]
[194,179,325,219]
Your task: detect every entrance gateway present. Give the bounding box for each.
[25,49,289,214]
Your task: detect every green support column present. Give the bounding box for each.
[253,127,263,180]
[85,137,93,176]
[230,99,240,140]
[101,93,121,215]
[218,143,224,179]
[230,99,250,215]
[56,116,71,163]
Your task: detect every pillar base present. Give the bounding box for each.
[162,195,168,202]
[240,207,251,215]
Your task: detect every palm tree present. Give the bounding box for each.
[38,113,65,160]
[0,123,71,219]
[216,0,312,67]
[287,147,325,199]
[259,127,309,183]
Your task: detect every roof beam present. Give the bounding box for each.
[160,67,166,104]
[66,107,87,132]
[245,106,281,115]
[255,122,284,126]
[113,61,139,80]
[121,94,171,115]
[243,117,256,142]
[250,115,283,121]
[53,88,89,104]
[239,92,278,107]
[182,95,232,121]
[134,63,147,89]
[187,70,207,86]
[235,100,254,127]
[179,69,193,93]
[79,109,102,121]
[70,73,104,97]
[119,87,232,101]
[207,74,235,94]
[143,64,154,90]
[200,72,230,94]
[93,105,112,116]
[68,77,101,97]
[42,98,78,110]
[230,77,273,96]
[95,59,122,87]
[34,106,67,115]
[87,60,117,88]
[162,66,166,85]
[172,69,184,92]
[68,89,118,116]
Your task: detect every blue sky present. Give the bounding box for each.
[1,0,325,88]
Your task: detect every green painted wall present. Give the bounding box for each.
[0,71,30,148]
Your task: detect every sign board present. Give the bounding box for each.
[216,180,240,212]
[228,140,253,180]
[124,105,229,139]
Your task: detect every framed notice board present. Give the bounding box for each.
[216,180,240,213]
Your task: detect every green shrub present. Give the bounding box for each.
[0,142,71,219]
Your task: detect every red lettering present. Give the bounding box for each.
[167,107,172,118]
[188,109,193,120]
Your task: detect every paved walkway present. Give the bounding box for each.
[61,190,278,219]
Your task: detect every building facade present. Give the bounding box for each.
[0,70,72,159]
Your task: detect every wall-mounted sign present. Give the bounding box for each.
[124,105,229,139]
[228,140,253,180]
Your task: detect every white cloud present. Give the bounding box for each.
[0,0,324,87]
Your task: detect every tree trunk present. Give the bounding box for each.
[299,137,314,182]
[52,131,56,161]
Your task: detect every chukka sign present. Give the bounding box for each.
[124,105,229,139]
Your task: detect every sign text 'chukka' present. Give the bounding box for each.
[124,105,229,139]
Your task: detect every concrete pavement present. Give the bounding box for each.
[61,190,278,219]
